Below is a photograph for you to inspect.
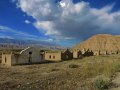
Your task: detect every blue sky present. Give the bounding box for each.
[0,0,120,47]
[0,0,47,40]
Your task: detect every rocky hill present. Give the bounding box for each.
[73,34,120,52]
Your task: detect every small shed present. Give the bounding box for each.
[107,50,119,55]
[44,49,73,62]
[83,49,94,57]
[73,49,82,59]
[93,50,100,56]
[99,50,108,55]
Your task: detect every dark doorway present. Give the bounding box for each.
[66,55,69,59]
[40,50,45,60]
[41,54,44,60]
[53,56,55,59]
[29,52,32,63]
[29,52,32,54]
[49,55,51,59]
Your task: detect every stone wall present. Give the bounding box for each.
[73,50,82,59]
[12,47,44,65]
[2,53,12,66]
[44,52,61,62]
[61,50,73,60]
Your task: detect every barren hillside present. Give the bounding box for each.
[73,34,120,51]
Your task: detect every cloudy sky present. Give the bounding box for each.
[0,0,120,47]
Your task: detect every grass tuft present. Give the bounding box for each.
[68,64,79,68]
[93,75,110,90]
[113,63,120,72]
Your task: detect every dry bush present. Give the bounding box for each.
[93,75,110,90]
[68,64,79,68]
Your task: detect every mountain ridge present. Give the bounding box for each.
[0,38,65,50]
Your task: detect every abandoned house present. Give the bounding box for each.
[83,49,94,57]
[80,49,94,57]
[73,49,83,59]
[44,49,73,62]
[84,49,119,56]
[106,50,119,55]
[99,50,108,55]
[93,50,100,56]
[2,47,44,66]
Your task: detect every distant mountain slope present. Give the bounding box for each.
[0,38,54,45]
[73,34,120,51]
[0,38,65,50]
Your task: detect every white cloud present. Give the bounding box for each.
[15,0,120,42]
[34,21,60,35]
[60,1,66,7]
[48,38,53,42]
[25,20,31,24]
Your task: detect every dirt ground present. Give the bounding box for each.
[110,73,120,90]
[0,61,91,90]
[0,55,120,90]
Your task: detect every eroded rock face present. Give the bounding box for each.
[73,34,120,55]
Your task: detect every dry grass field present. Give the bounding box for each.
[0,54,120,90]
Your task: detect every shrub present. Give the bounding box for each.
[68,64,79,68]
[93,75,110,90]
[113,63,120,72]
[51,68,59,72]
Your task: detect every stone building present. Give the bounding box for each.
[91,50,119,55]
[72,49,94,57]
[2,47,44,66]
[44,49,73,62]
[107,50,119,55]
[73,47,120,56]
[99,50,107,55]
[93,50,100,56]
[83,49,94,57]
[73,49,82,59]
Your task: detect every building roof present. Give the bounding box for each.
[45,50,63,53]
[19,47,30,54]
[45,49,71,53]
[2,47,30,55]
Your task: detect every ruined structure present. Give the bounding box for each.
[44,49,73,62]
[73,49,82,59]
[2,47,44,66]
[72,48,94,59]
